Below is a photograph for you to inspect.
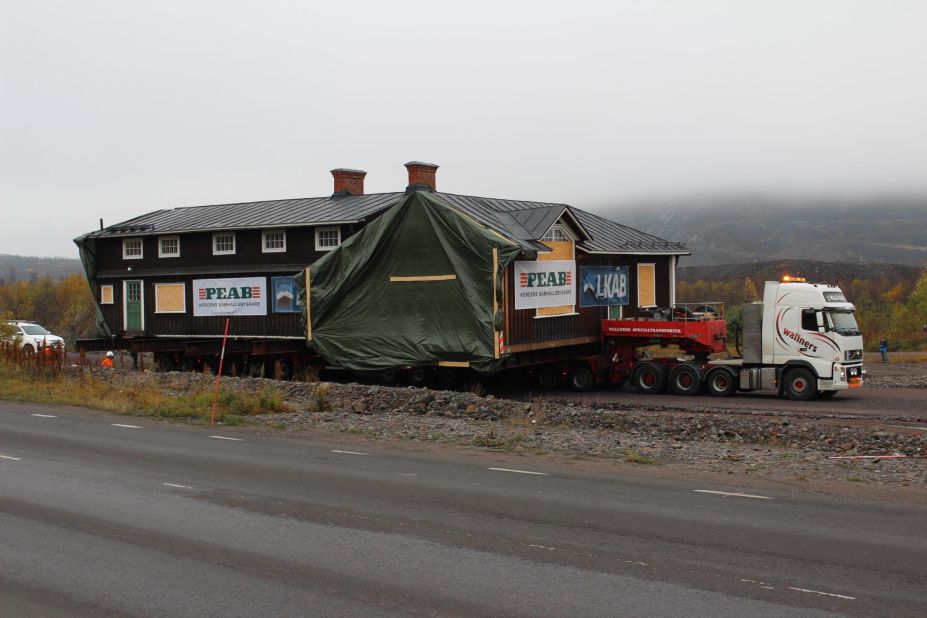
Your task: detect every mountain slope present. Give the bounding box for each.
[0,254,84,283]
[604,197,927,267]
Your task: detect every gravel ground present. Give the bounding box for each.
[82,367,927,489]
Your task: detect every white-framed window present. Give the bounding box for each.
[158,236,180,258]
[212,232,236,255]
[122,238,143,260]
[262,229,286,253]
[315,226,341,251]
[100,284,114,304]
[154,283,186,314]
[541,225,570,242]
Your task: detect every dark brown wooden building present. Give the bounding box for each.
[76,162,688,368]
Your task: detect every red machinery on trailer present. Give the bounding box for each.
[600,306,729,396]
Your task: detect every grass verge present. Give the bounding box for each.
[0,364,290,424]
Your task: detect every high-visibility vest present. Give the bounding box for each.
[101,358,113,368]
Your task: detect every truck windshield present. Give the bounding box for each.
[826,310,860,336]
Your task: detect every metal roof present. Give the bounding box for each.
[88,189,687,255]
[88,193,403,237]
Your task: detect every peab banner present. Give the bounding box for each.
[193,277,267,316]
[579,266,629,307]
[514,260,575,310]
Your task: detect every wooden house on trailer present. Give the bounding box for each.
[75,162,688,374]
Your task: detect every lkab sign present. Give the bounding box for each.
[580,266,629,307]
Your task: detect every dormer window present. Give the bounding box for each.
[212,232,236,255]
[262,230,286,253]
[122,238,143,260]
[541,225,570,242]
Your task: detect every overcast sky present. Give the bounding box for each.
[2,0,926,258]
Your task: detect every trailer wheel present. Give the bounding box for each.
[784,368,816,401]
[669,364,701,396]
[535,364,560,390]
[633,363,665,395]
[158,353,176,372]
[568,366,595,392]
[408,367,432,387]
[436,367,459,390]
[706,369,737,397]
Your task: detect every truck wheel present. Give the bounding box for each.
[568,366,595,392]
[784,368,816,401]
[669,364,701,396]
[706,369,737,397]
[535,364,560,390]
[633,363,665,395]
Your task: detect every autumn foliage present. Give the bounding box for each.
[677,271,927,351]
[0,274,97,346]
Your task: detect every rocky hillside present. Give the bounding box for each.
[605,197,927,267]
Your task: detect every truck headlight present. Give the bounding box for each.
[845,349,862,361]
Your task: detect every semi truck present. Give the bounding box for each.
[595,277,864,400]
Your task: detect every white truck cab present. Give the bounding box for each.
[735,279,864,399]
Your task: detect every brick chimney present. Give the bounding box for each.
[330,168,366,196]
[404,161,438,193]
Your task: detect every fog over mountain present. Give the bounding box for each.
[2,1,927,257]
[607,195,927,267]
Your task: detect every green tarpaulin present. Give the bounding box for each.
[73,233,113,338]
[295,192,521,374]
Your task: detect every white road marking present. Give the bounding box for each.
[111,423,143,429]
[788,587,856,600]
[694,489,772,500]
[331,449,369,456]
[398,473,417,477]
[0,454,21,461]
[740,578,774,590]
[529,544,556,550]
[488,467,548,476]
[30,413,57,418]
[163,482,192,489]
[208,435,243,441]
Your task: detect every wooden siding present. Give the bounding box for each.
[92,226,342,337]
[504,253,672,349]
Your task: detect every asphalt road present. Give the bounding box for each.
[2,401,925,617]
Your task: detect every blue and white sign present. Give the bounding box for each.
[579,266,629,307]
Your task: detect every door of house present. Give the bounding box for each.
[124,280,143,332]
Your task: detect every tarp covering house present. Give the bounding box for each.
[296,191,521,373]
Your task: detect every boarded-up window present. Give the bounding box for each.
[637,263,656,307]
[536,233,576,317]
[155,283,186,313]
[100,285,114,304]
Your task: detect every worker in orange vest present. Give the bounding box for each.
[101,351,114,368]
